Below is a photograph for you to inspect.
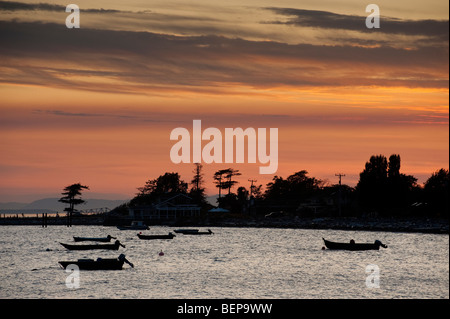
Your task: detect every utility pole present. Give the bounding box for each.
[248,179,257,198]
[335,173,345,216]
[248,179,257,216]
[335,173,345,186]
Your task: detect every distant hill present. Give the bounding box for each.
[0,195,216,213]
[0,202,28,210]
[0,198,130,214]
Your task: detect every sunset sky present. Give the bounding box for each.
[0,0,448,202]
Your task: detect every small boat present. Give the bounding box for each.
[73,235,116,242]
[59,254,134,270]
[181,229,214,235]
[322,238,387,251]
[60,240,125,250]
[117,221,149,230]
[173,229,199,234]
[137,232,176,240]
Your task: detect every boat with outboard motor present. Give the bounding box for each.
[173,229,199,234]
[117,221,149,230]
[58,254,134,270]
[322,238,387,251]
[73,235,116,242]
[60,240,125,250]
[137,232,176,240]
[179,229,214,235]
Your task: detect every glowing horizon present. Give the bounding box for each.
[0,0,448,202]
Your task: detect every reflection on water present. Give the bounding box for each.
[0,226,448,298]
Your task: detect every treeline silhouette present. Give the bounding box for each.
[113,155,449,219]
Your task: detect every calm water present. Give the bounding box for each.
[0,225,448,299]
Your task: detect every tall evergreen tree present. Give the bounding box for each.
[190,163,207,205]
[59,183,89,218]
[424,168,449,217]
[357,154,417,215]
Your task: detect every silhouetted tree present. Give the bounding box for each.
[223,168,241,195]
[356,155,389,213]
[189,163,207,205]
[264,170,323,207]
[216,186,249,214]
[286,170,323,195]
[424,168,449,218]
[250,184,263,200]
[264,175,289,202]
[213,168,241,203]
[140,172,188,195]
[388,154,418,214]
[388,154,401,178]
[133,172,188,205]
[237,186,249,213]
[59,183,89,217]
[213,169,229,200]
[357,154,417,215]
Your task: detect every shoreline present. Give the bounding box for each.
[0,215,448,234]
[210,217,449,234]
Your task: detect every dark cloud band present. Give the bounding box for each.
[265,7,449,40]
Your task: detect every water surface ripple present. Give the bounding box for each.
[0,226,448,299]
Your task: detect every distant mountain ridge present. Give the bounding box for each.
[0,198,130,213]
[0,194,220,214]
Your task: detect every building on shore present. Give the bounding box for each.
[128,193,201,221]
